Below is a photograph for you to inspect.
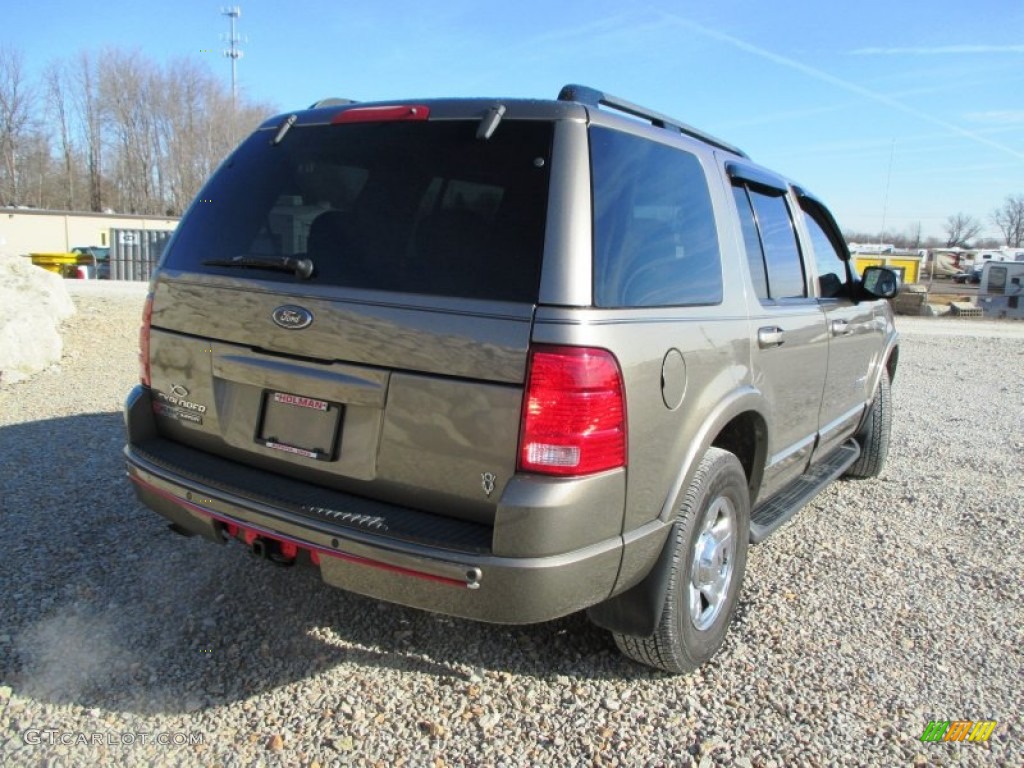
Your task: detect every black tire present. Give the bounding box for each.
[613,447,750,674]
[845,366,892,479]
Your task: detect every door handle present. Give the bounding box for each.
[757,326,785,348]
[831,319,851,336]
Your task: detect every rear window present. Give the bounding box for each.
[163,119,553,302]
[590,127,722,307]
[988,266,1007,294]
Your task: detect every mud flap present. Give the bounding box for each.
[586,523,677,637]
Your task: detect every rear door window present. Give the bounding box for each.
[732,185,769,300]
[591,127,722,307]
[732,182,807,300]
[748,191,806,299]
[163,120,553,303]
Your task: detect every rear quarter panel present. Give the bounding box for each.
[531,126,761,541]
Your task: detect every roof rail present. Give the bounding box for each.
[557,84,747,158]
[309,97,358,109]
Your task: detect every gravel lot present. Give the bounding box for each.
[1,285,1021,767]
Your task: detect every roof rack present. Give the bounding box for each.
[557,84,747,158]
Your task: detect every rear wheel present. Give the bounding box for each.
[613,447,749,674]
[845,367,891,479]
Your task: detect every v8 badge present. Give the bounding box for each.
[481,472,497,497]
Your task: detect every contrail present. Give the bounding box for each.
[662,15,1024,163]
[853,44,1024,55]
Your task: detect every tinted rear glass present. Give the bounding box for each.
[163,119,553,302]
[591,127,722,307]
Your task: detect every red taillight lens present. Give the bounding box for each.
[518,346,627,476]
[139,293,153,387]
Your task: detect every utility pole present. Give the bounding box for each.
[879,138,895,239]
[221,6,243,106]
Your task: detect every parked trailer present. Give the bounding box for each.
[930,251,969,278]
[977,261,1024,319]
[852,253,921,284]
[110,229,174,281]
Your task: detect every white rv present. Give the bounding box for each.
[975,248,1024,265]
[977,261,1024,319]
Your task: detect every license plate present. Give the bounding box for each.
[257,390,342,461]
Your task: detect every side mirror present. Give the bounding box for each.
[861,265,900,299]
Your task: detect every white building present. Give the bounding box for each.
[0,208,178,255]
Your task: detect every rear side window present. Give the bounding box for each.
[163,120,553,302]
[732,183,807,300]
[591,127,722,307]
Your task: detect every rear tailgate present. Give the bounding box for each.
[147,278,532,524]
[144,111,554,526]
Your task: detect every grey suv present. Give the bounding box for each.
[124,85,899,673]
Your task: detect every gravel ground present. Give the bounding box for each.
[1,286,1021,767]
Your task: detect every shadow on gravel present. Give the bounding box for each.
[0,413,648,717]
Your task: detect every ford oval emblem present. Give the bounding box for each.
[272,305,313,330]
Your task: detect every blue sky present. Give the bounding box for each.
[5,0,1023,240]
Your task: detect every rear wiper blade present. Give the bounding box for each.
[476,104,506,140]
[202,255,314,279]
[271,114,297,145]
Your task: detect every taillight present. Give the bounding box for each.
[139,293,153,387]
[518,345,627,476]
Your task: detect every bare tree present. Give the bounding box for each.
[991,194,1024,248]
[99,49,159,213]
[0,46,34,205]
[7,45,275,215]
[151,57,272,215]
[905,221,922,250]
[44,60,76,209]
[943,213,982,248]
[19,130,66,208]
[157,58,216,214]
[73,51,106,211]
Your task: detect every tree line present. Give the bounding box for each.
[939,201,1023,249]
[846,196,1023,252]
[4,40,1023,248]
[0,44,274,216]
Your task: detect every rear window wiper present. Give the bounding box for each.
[202,255,314,279]
[476,104,506,140]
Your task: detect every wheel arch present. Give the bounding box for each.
[856,337,899,438]
[589,388,768,637]
[886,343,899,383]
[868,334,899,397]
[710,409,768,509]
[655,386,769,524]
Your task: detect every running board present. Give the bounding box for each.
[749,439,861,543]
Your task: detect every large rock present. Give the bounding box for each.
[0,254,76,385]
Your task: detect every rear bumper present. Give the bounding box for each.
[124,386,627,624]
